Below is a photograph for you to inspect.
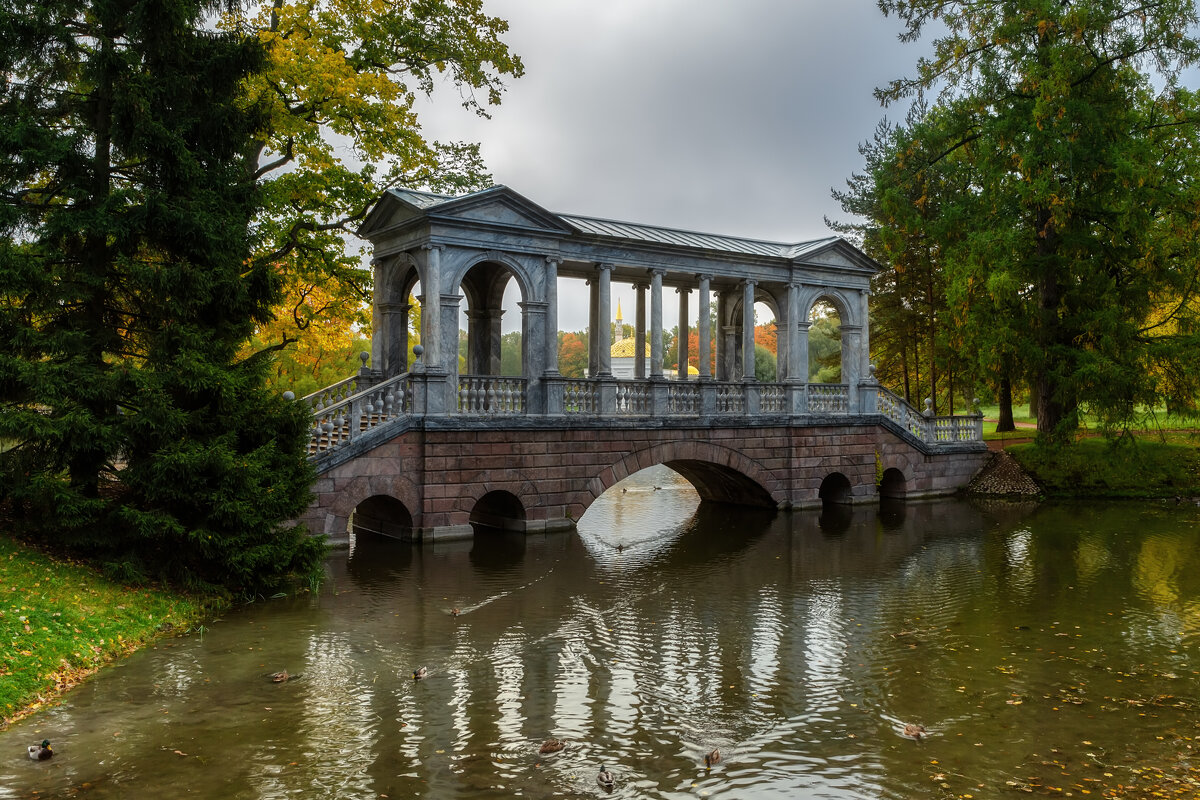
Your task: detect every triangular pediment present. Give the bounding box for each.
[357,185,573,240]
[791,238,880,274]
[428,186,574,234]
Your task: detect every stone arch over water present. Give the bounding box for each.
[351,495,414,540]
[818,472,853,504]
[582,440,781,515]
[879,467,907,499]
[470,490,527,532]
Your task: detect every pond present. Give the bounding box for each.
[4,465,1200,798]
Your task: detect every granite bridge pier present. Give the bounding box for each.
[296,186,988,543]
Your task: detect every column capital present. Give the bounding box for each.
[545,255,562,266]
[648,267,667,278]
[595,261,614,273]
[377,301,410,313]
[696,273,714,283]
[741,278,758,288]
[421,243,444,252]
[675,286,691,295]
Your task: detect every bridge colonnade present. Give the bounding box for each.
[297,185,987,543]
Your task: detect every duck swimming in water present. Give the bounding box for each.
[704,747,721,767]
[596,764,615,791]
[902,723,926,741]
[539,738,565,754]
[28,740,53,761]
[413,666,428,680]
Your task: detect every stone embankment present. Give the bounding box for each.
[965,450,1042,496]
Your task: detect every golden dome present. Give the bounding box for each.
[610,338,651,358]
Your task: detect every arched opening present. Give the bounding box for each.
[753,300,778,382]
[458,262,524,378]
[351,495,414,541]
[809,298,841,383]
[879,467,907,499]
[470,490,526,533]
[818,472,853,505]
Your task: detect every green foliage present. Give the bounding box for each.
[0,534,222,723]
[222,0,523,388]
[854,0,1200,440]
[1009,436,1200,499]
[0,0,325,594]
[808,314,842,382]
[753,344,776,382]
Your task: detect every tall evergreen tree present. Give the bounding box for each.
[0,0,325,592]
[874,0,1200,440]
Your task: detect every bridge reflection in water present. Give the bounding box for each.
[10,481,1200,798]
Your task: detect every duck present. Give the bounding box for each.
[704,747,721,767]
[28,739,53,761]
[413,666,428,680]
[902,723,926,741]
[270,670,290,683]
[539,738,565,754]
[596,764,615,791]
[450,608,461,617]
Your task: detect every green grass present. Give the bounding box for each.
[0,535,224,727]
[1008,434,1200,498]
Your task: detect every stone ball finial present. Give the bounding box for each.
[413,344,425,358]
[359,351,370,366]
[282,391,295,401]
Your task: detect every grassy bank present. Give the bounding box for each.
[0,535,224,728]
[1007,434,1200,498]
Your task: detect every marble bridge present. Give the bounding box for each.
[296,186,987,543]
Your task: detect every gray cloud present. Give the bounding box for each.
[407,0,925,332]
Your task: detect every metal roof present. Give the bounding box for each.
[387,186,843,262]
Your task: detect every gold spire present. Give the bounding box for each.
[615,298,623,323]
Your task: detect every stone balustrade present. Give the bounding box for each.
[303,371,984,463]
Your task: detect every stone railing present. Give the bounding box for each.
[614,380,651,415]
[308,373,413,456]
[871,385,984,445]
[667,381,701,415]
[303,374,366,415]
[303,372,984,458]
[809,383,849,414]
[563,379,599,414]
[458,376,526,415]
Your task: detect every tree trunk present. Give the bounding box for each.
[1027,381,1038,420]
[996,375,1015,432]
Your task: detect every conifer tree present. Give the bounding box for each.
[0,0,325,592]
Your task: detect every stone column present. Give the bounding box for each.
[486,309,504,375]
[588,278,599,377]
[741,279,757,382]
[786,283,802,383]
[596,263,613,378]
[420,244,442,369]
[378,301,409,377]
[544,257,561,376]
[466,310,486,374]
[649,269,665,379]
[634,282,647,379]
[370,258,385,372]
[841,323,863,412]
[521,300,548,413]
[676,287,690,379]
[715,290,729,381]
[697,274,712,380]
[439,292,462,385]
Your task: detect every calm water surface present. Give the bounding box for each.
[5,466,1200,799]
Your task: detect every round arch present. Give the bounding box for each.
[574,440,783,519]
[879,467,907,499]
[818,472,853,504]
[351,494,414,540]
[469,490,527,532]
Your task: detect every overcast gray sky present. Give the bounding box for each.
[402,0,927,333]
